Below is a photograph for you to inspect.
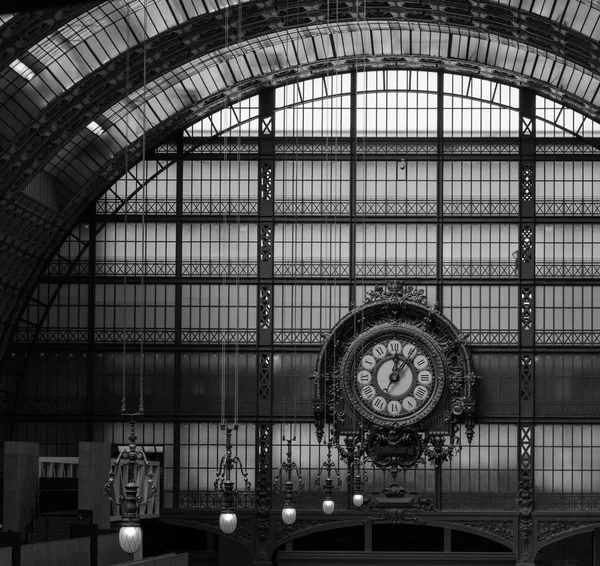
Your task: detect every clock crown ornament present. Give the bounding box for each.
[364,281,428,306]
[312,281,478,470]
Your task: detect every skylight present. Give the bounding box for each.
[86,121,105,135]
[9,59,35,81]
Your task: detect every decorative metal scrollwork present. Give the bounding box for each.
[367,426,424,469]
[312,281,478,471]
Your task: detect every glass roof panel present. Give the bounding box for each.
[1,0,260,127]
[532,53,600,102]
[538,0,564,19]
[493,0,600,37]
[3,0,600,147]
[562,1,595,33]
[37,22,600,184]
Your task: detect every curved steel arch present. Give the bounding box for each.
[3,19,600,206]
[2,1,600,363]
[0,49,599,364]
[2,1,600,200]
[2,0,600,93]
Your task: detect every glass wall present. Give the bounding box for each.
[6,70,600,513]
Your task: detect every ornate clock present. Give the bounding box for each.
[312,282,478,469]
[342,324,445,428]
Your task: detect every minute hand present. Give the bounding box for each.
[394,355,411,374]
[395,346,416,373]
[384,347,416,392]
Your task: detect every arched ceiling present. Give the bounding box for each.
[1,0,600,358]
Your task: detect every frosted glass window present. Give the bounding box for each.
[443,285,519,345]
[94,284,176,342]
[181,284,257,343]
[442,161,519,215]
[96,161,177,215]
[535,425,600,508]
[536,161,600,216]
[536,224,600,278]
[474,354,518,417]
[357,161,437,216]
[275,160,350,215]
[443,75,519,137]
[536,285,600,345]
[182,223,257,277]
[17,284,88,343]
[536,96,600,137]
[46,223,90,276]
[441,424,519,510]
[96,222,176,276]
[274,223,351,277]
[443,224,519,278]
[356,224,436,278]
[23,352,87,404]
[273,284,350,344]
[185,96,260,136]
[179,353,257,416]
[272,353,318,417]
[356,70,438,137]
[181,160,259,215]
[275,75,352,137]
[536,355,600,418]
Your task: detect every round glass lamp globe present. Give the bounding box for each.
[119,525,143,555]
[322,498,335,515]
[353,493,364,507]
[219,512,238,534]
[281,506,297,525]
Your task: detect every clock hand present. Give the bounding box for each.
[383,354,400,392]
[384,347,416,393]
[392,347,416,377]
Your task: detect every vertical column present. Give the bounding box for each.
[255,87,275,564]
[87,205,97,440]
[173,132,184,508]
[257,88,275,414]
[435,71,445,509]
[435,70,445,310]
[517,88,535,562]
[349,70,357,307]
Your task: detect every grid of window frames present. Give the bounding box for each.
[8,70,600,513]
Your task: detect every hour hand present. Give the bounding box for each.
[384,363,401,393]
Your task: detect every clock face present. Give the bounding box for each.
[341,324,445,426]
